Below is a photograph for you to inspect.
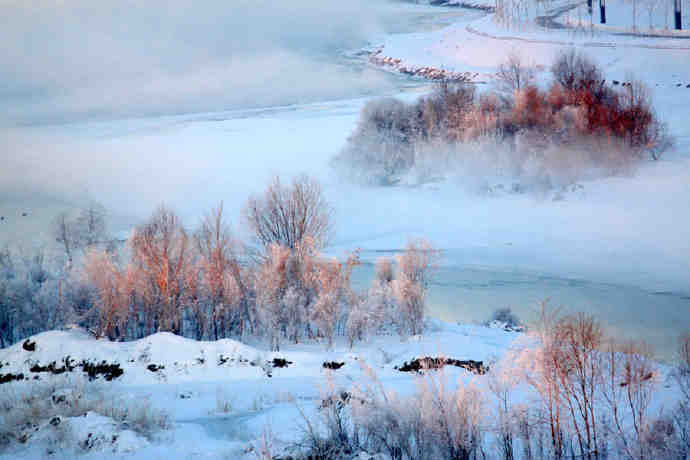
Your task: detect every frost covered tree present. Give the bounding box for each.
[52,202,109,266]
[254,236,358,350]
[195,202,247,339]
[84,249,129,340]
[129,205,194,335]
[393,239,438,336]
[254,243,297,351]
[309,253,358,348]
[0,245,80,346]
[347,257,396,346]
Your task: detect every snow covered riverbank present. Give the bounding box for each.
[1,320,686,459]
[0,322,519,458]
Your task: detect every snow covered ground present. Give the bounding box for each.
[0,323,521,459]
[0,321,684,458]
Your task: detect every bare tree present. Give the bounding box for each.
[496,52,535,93]
[52,202,109,266]
[521,304,567,459]
[601,340,658,459]
[75,202,107,248]
[678,332,690,401]
[551,50,603,91]
[552,313,604,459]
[244,175,333,251]
[672,332,690,456]
[53,211,79,265]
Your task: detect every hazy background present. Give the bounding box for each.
[0,0,410,124]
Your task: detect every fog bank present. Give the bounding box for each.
[1,0,402,123]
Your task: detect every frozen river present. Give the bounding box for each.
[2,3,688,359]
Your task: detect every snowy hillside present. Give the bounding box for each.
[0,322,521,459]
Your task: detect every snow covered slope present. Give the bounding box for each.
[0,322,521,459]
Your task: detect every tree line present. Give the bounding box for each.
[0,176,436,351]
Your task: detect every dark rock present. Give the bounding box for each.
[322,361,345,370]
[270,358,292,368]
[81,360,124,381]
[30,357,76,375]
[0,372,24,384]
[22,339,36,351]
[395,357,487,375]
[146,364,165,373]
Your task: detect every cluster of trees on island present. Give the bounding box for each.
[334,50,671,189]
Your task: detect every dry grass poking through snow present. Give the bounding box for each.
[0,375,170,455]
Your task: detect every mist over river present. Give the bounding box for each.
[1,1,688,359]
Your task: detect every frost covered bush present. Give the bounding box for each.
[489,307,683,459]
[254,238,359,351]
[0,246,84,348]
[347,241,437,345]
[295,363,486,460]
[333,97,419,185]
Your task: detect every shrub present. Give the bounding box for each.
[254,238,359,350]
[294,363,486,460]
